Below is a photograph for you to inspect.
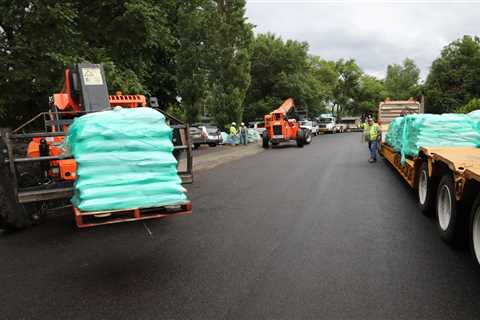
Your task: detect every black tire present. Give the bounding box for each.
[436,174,458,244]
[296,129,305,148]
[417,161,434,215]
[469,194,480,266]
[0,132,46,231]
[193,143,201,149]
[305,131,312,144]
[0,163,34,231]
[208,143,217,147]
[262,131,269,149]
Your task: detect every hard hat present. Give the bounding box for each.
[241,122,245,126]
[232,122,236,125]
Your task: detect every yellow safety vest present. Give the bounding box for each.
[364,123,380,141]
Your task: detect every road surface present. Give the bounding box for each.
[2,133,480,319]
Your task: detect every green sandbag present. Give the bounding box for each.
[73,151,177,163]
[66,107,188,212]
[75,182,186,200]
[385,117,405,152]
[73,194,189,212]
[385,113,480,164]
[76,161,178,177]
[75,172,182,189]
[69,137,174,154]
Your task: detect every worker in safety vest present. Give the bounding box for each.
[230,122,238,135]
[229,122,238,146]
[363,116,381,163]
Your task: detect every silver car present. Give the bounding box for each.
[190,125,223,149]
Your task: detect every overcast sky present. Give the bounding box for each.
[245,1,480,80]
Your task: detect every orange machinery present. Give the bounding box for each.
[262,98,307,148]
[0,63,193,229]
[25,65,147,182]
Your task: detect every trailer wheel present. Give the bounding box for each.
[296,129,305,148]
[436,174,458,244]
[469,195,480,266]
[417,161,434,214]
[262,132,269,149]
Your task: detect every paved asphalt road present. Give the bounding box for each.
[2,133,480,319]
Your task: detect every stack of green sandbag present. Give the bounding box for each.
[385,113,480,164]
[385,117,405,152]
[66,107,188,212]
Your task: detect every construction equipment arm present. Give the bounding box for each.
[272,98,295,115]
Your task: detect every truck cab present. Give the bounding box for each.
[318,116,337,134]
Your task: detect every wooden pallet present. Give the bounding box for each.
[73,202,192,228]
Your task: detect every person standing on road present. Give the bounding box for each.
[229,122,238,146]
[239,122,248,145]
[229,122,238,136]
[363,116,381,163]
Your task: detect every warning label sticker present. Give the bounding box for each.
[82,68,104,86]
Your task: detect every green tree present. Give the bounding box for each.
[0,0,178,126]
[425,35,480,113]
[384,58,421,100]
[245,33,307,120]
[356,75,387,115]
[332,59,362,117]
[245,34,332,121]
[456,98,480,114]
[206,0,253,129]
[306,56,337,116]
[0,0,80,126]
[175,0,211,123]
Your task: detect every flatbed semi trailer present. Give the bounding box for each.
[380,142,480,265]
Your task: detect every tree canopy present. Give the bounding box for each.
[425,35,480,113]
[384,58,421,100]
[244,33,329,120]
[2,1,480,127]
[0,0,178,125]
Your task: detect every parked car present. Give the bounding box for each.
[248,121,266,136]
[300,120,319,136]
[189,125,223,149]
[317,116,338,134]
[297,120,312,144]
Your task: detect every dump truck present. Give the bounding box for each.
[262,98,309,148]
[378,98,422,132]
[0,63,193,229]
[379,99,480,266]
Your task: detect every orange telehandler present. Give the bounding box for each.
[0,63,192,229]
[262,98,308,148]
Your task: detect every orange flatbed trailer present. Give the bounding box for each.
[380,142,480,266]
